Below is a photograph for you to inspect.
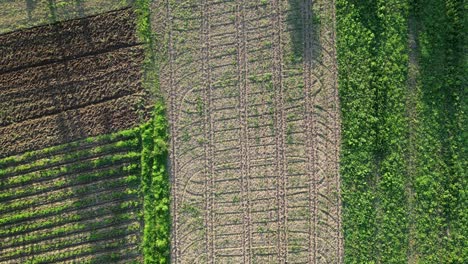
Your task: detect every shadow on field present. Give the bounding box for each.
[287,0,322,68]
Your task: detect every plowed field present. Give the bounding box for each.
[153,0,343,262]
[0,8,148,158]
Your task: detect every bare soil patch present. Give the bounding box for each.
[153,0,342,263]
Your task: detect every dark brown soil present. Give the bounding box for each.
[0,46,144,127]
[0,94,146,158]
[0,7,139,74]
[0,8,149,159]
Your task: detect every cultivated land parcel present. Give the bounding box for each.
[152,0,342,262]
[0,0,465,263]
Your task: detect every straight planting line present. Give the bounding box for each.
[1,148,139,185]
[0,162,137,203]
[0,201,139,240]
[0,194,138,230]
[0,130,137,170]
[165,0,180,262]
[271,0,288,262]
[301,0,318,262]
[0,90,142,130]
[0,43,142,76]
[235,1,253,262]
[200,1,216,262]
[1,218,139,257]
[0,172,136,215]
[330,0,343,261]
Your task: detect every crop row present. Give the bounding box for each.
[0,127,140,169]
[0,126,143,263]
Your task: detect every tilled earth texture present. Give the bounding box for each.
[153,0,343,263]
[0,8,148,158]
[0,8,147,263]
[0,0,129,34]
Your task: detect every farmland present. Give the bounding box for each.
[0,0,465,263]
[0,6,164,263]
[337,0,466,263]
[152,0,342,262]
[0,128,143,263]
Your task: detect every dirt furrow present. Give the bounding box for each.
[0,94,148,158]
[201,1,216,262]
[0,8,139,74]
[271,0,288,262]
[301,0,319,262]
[235,1,253,263]
[0,46,144,127]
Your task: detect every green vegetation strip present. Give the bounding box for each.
[141,103,170,264]
[409,0,466,262]
[135,0,171,262]
[337,0,466,262]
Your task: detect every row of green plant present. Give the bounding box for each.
[0,200,138,239]
[1,212,136,250]
[1,221,140,260]
[337,0,465,263]
[140,103,170,264]
[0,172,139,215]
[0,127,139,169]
[408,0,466,262]
[0,163,140,204]
[0,136,140,179]
[0,185,138,226]
[21,233,139,264]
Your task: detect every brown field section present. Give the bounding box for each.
[0,8,139,73]
[0,0,128,34]
[0,8,148,158]
[153,0,342,263]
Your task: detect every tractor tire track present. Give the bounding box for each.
[301,0,319,262]
[235,1,253,263]
[271,0,288,262]
[200,1,215,262]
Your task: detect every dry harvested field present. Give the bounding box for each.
[0,8,148,158]
[0,7,148,263]
[153,0,342,263]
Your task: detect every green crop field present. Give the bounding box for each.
[337,0,466,263]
